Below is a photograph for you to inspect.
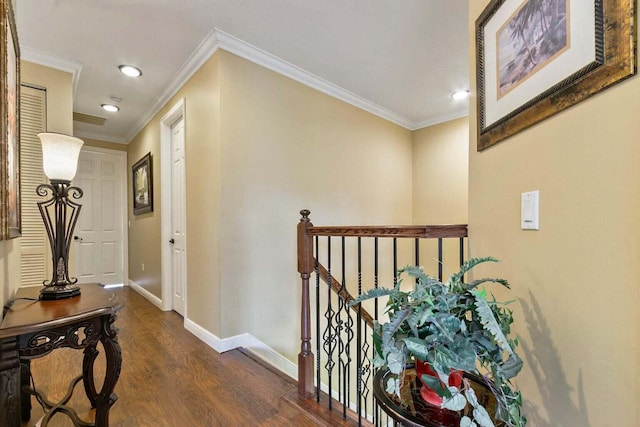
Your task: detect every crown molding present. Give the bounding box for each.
[127,28,420,142]
[214,29,415,129]
[74,130,127,145]
[27,29,464,143]
[411,110,469,131]
[125,29,222,142]
[21,46,82,101]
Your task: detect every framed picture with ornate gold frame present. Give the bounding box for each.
[1,0,21,239]
[476,0,636,151]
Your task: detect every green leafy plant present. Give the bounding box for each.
[351,257,526,427]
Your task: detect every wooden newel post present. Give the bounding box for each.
[297,209,315,397]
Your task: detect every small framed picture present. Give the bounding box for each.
[132,152,153,215]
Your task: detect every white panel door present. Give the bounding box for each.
[171,118,187,316]
[74,149,125,285]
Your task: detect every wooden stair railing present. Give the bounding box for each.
[297,210,468,426]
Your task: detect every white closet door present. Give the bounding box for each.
[20,85,47,287]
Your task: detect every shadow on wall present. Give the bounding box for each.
[519,292,590,427]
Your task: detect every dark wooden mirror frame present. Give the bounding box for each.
[1,0,20,239]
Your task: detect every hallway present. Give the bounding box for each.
[21,286,356,426]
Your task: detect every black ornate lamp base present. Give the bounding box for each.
[40,285,81,300]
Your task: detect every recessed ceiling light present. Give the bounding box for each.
[101,104,120,112]
[451,90,470,101]
[119,65,142,77]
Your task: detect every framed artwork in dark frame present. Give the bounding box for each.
[132,152,153,215]
[476,0,636,150]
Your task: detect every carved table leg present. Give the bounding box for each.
[0,338,21,427]
[92,314,122,427]
[82,344,100,407]
[20,359,31,421]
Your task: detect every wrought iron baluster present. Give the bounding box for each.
[315,236,321,402]
[336,237,345,411]
[322,237,336,410]
[356,237,363,425]
[338,237,354,418]
[373,237,380,426]
[438,237,443,281]
[393,238,398,286]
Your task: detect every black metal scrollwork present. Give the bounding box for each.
[36,182,83,288]
[21,320,100,359]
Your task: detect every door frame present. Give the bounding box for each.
[160,98,187,313]
[76,145,129,286]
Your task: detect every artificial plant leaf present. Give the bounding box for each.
[440,314,462,335]
[449,338,478,372]
[433,344,476,373]
[467,277,510,290]
[448,257,499,286]
[404,338,430,361]
[417,306,434,326]
[349,287,400,305]
[429,313,458,342]
[386,377,400,396]
[460,416,477,427]
[382,305,413,347]
[499,353,524,379]
[441,386,467,411]
[473,292,514,356]
[465,386,479,408]
[372,323,383,359]
[386,348,405,375]
[473,405,495,427]
[398,265,431,284]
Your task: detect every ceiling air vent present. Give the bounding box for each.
[73,112,106,126]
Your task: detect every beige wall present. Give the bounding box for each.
[127,54,222,333]
[182,54,222,333]
[469,2,639,425]
[412,116,469,274]
[127,49,413,357]
[0,61,73,311]
[217,51,413,356]
[413,117,468,224]
[0,239,20,311]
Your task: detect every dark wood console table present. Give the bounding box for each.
[373,365,503,427]
[0,284,122,426]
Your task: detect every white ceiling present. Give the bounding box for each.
[15,0,469,144]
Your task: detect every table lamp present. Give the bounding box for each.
[36,132,84,300]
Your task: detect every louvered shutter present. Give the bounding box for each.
[20,85,47,287]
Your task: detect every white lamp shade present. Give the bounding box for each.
[38,133,84,181]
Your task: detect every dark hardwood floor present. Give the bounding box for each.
[21,286,365,426]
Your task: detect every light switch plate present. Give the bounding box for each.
[521,191,539,230]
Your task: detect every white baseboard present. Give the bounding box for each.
[128,280,166,310]
[242,338,298,381]
[126,287,299,386]
[183,318,298,381]
[159,312,366,419]
[125,289,356,410]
